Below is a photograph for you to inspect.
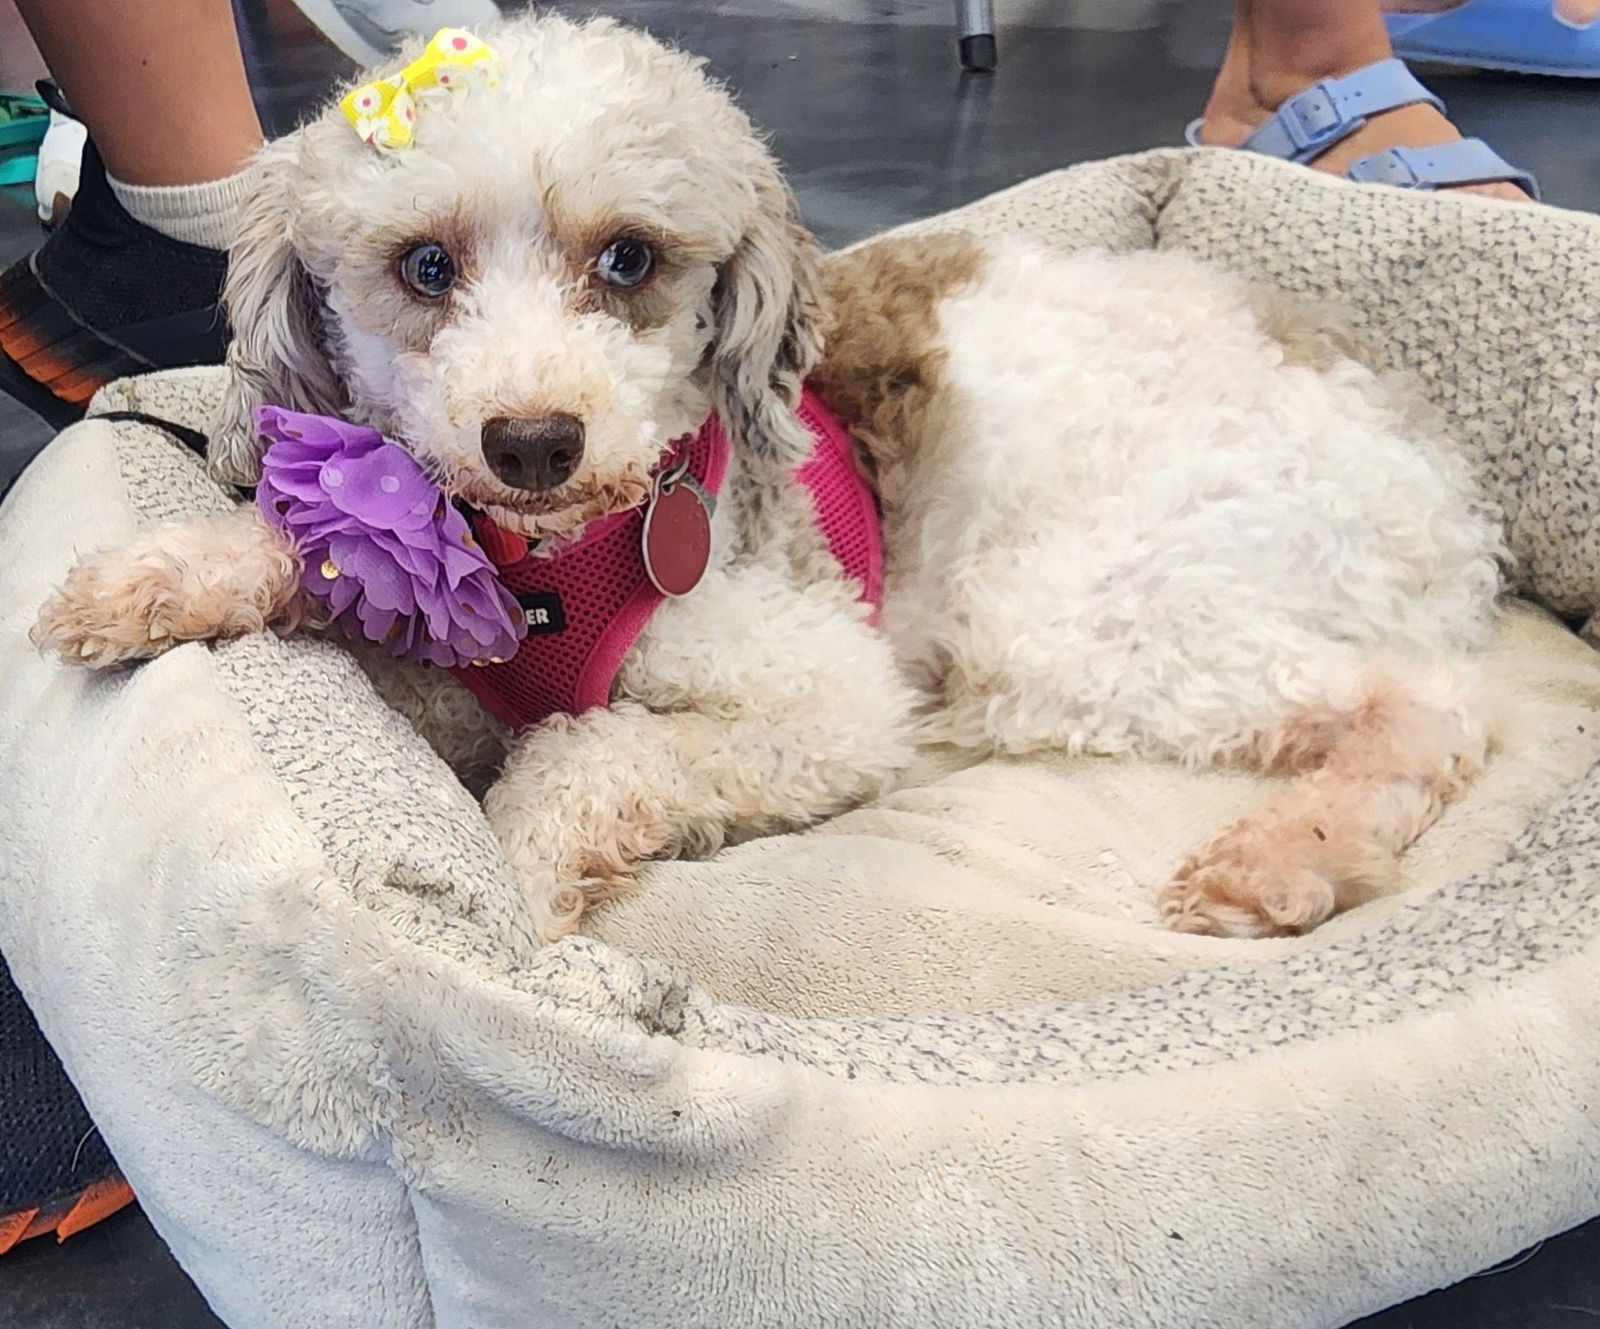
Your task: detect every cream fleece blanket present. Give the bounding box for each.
[4,149,1600,1329]
[592,597,1600,1014]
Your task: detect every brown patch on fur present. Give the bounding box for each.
[368,207,485,282]
[344,210,490,354]
[541,187,714,262]
[587,281,683,334]
[552,208,714,334]
[579,255,684,334]
[1246,285,1384,374]
[813,231,986,482]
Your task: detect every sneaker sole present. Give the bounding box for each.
[0,256,153,420]
[0,1176,136,1255]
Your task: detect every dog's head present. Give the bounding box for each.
[211,15,823,540]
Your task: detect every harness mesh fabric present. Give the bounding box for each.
[453,388,882,729]
[794,388,884,619]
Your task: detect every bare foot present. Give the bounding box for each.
[1199,4,1533,203]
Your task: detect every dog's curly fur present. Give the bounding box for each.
[33,13,1505,941]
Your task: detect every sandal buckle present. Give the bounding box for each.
[1349,147,1423,188]
[1282,80,1359,154]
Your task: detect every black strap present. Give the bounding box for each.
[93,410,211,460]
[93,409,255,500]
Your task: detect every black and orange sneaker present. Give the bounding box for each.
[0,134,229,430]
[1,956,134,1256]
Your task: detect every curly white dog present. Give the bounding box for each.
[33,13,1504,942]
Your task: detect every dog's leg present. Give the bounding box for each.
[487,694,913,942]
[33,505,303,667]
[1158,661,1492,938]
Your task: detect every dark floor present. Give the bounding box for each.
[3,1,1599,1325]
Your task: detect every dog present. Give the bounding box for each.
[32,13,1505,943]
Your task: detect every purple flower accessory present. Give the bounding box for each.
[254,405,526,668]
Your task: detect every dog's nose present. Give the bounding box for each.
[480,414,586,492]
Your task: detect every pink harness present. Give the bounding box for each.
[451,387,882,730]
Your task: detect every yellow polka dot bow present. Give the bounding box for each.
[339,28,500,150]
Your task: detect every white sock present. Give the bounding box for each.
[106,167,255,252]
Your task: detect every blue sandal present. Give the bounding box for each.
[1184,57,1540,199]
[1388,0,1600,79]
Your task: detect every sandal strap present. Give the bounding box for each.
[1239,58,1445,163]
[1346,139,1541,200]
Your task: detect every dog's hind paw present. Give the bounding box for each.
[1158,850,1337,939]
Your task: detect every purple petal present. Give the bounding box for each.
[438,543,488,586]
[454,577,504,618]
[356,600,400,643]
[387,494,445,532]
[322,445,436,524]
[367,529,434,579]
[456,614,500,648]
[263,468,330,504]
[393,615,424,657]
[394,519,459,555]
[342,552,417,616]
[325,573,363,617]
[437,504,475,543]
[419,638,461,668]
[257,405,385,455]
[323,531,365,571]
[282,508,357,540]
[417,592,456,641]
[464,579,523,637]
[261,440,334,471]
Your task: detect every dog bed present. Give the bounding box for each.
[4,147,1600,1329]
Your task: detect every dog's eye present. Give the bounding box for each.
[595,238,654,289]
[399,242,457,298]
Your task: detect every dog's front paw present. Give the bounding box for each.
[1158,839,1337,939]
[33,551,198,668]
[503,816,678,942]
[488,768,687,942]
[517,869,621,943]
[33,525,298,668]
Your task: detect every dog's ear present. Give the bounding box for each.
[208,147,346,487]
[707,162,825,466]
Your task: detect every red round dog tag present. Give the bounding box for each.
[641,476,713,597]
